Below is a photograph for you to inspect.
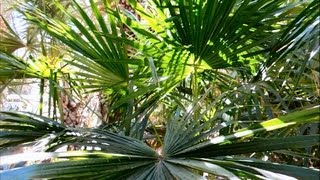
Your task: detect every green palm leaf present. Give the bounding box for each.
[0,16,25,53]
[0,152,155,180]
[1,104,319,179]
[1,0,318,179]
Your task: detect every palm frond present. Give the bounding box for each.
[18,0,130,89]
[0,151,156,180]
[0,15,25,53]
[1,104,319,179]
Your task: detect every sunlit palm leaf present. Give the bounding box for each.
[18,0,130,89]
[0,52,36,81]
[229,157,320,179]
[170,105,319,156]
[0,151,156,180]
[1,104,319,179]
[0,111,64,149]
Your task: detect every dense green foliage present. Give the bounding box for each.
[0,0,319,179]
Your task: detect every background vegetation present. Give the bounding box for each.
[0,0,319,179]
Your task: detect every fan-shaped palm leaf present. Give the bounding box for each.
[1,104,319,179]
